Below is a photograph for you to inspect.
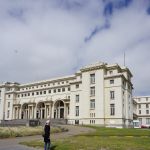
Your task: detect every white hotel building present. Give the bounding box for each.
[133,96,150,126]
[0,62,133,128]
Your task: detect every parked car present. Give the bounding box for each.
[141,124,150,128]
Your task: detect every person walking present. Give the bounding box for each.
[43,120,51,150]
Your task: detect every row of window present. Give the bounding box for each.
[139,118,150,124]
[138,98,149,102]
[75,104,115,116]
[139,110,150,114]
[75,94,95,109]
[90,113,95,118]
[20,81,70,91]
[138,104,150,108]
[90,73,116,86]
[91,89,115,100]
[90,120,95,124]
[17,87,71,98]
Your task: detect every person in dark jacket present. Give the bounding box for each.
[43,120,51,150]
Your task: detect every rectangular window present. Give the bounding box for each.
[76,95,79,103]
[109,71,113,74]
[58,89,61,92]
[49,90,51,93]
[68,87,70,91]
[110,91,115,99]
[40,91,42,95]
[139,104,141,108]
[139,110,141,114]
[75,106,79,116]
[68,106,69,115]
[62,88,65,92]
[90,74,95,84]
[28,93,30,96]
[90,87,95,96]
[110,79,114,84]
[146,118,150,124]
[146,110,149,114]
[90,99,95,109]
[44,91,46,94]
[54,89,56,93]
[76,84,79,88]
[32,92,34,96]
[36,92,39,95]
[7,110,10,118]
[8,102,10,108]
[139,118,142,125]
[110,104,115,115]
[146,104,149,108]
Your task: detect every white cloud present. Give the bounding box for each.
[0,0,150,96]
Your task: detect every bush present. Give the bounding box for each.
[0,126,67,139]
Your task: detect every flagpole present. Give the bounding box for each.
[124,51,126,66]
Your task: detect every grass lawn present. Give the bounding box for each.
[0,126,67,138]
[20,126,150,150]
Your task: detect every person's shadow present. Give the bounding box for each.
[51,145,57,150]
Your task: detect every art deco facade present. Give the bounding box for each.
[133,96,150,125]
[0,62,133,127]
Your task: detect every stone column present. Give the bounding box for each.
[15,107,17,119]
[13,107,15,119]
[27,109,29,119]
[45,104,47,119]
[49,104,51,119]
[17,106,20,119]
[34,104,37,119]
[32,106,34,119]
[64,103,67,119]
[19,107,21,119]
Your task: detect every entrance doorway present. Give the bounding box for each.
[54,100,64,119]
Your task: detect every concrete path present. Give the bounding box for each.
[0,125,95,150]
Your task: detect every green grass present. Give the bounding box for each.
[0,126,67,138]
[20,126,150,150]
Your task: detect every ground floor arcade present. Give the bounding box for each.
[13,99,70,120]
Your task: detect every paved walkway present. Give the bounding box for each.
[0,125,95,150]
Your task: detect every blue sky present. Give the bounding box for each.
[0,0,150,96]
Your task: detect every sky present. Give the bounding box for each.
[0,0,150,96]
